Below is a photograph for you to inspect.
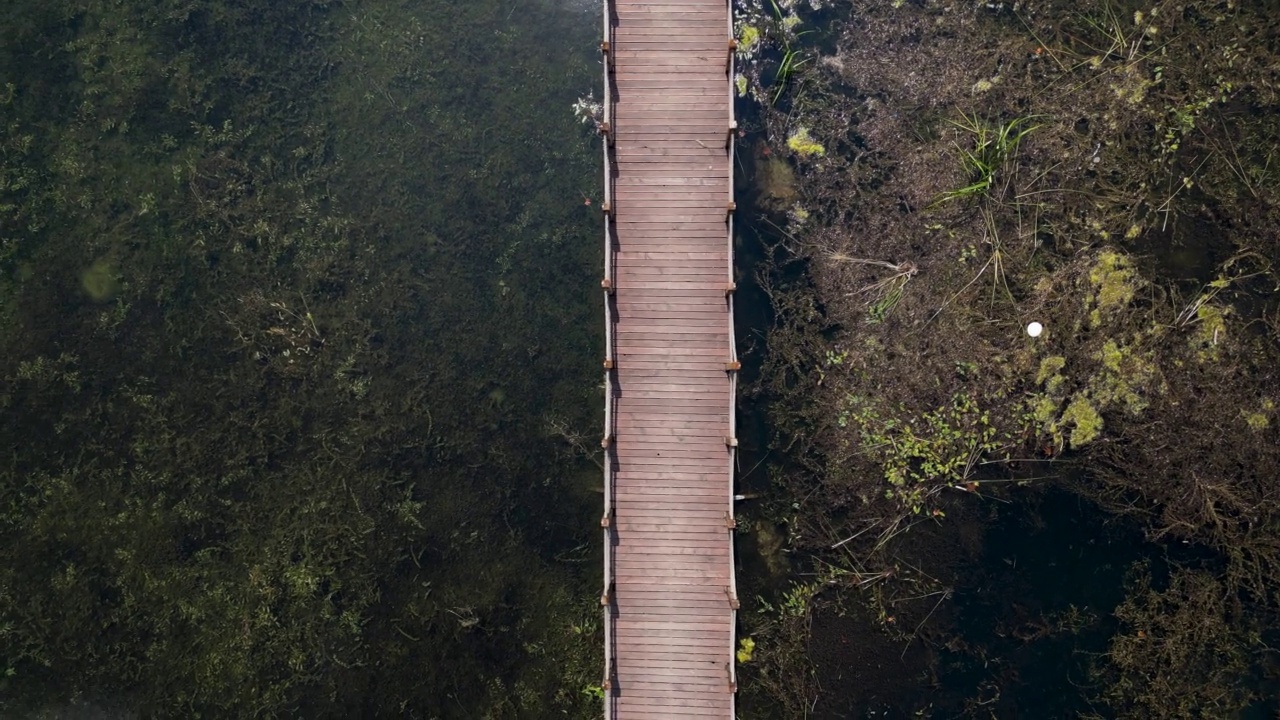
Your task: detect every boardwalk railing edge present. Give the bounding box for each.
[598,0,740,717]
[725,3,740,717]
[599,0,616,715]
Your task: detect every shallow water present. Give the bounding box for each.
[0,0,609,716]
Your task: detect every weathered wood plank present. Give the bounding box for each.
[606,2,737,716]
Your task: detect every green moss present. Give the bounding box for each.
[1032,395,1060,425]
[1100,340,1124,372]
[1244,399,1275,431]
[1110,63,1152,105]
[1037,356,1066,384]
[735,73,748,97]
[1088,251,1138,327]
[1091,339,1156,415]
[738,26,760,54]
[1060,395,1104,448]
[1192,303,1229,361]
[787,127,825,157]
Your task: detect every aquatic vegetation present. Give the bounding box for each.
[935,113,1039,204]
[0,0,604,716]
[733,0,816,104]
[786,126,825,157]
[738,25,761,56]
[749,0,1280,713]
[757,155,799,208]
[786,203,810,228]
[1057,395,1104,448]
[843,392,1007,515]
[1095,566,1260,717]
[1242,400,1274,431]
[1087,250,1139,327]
[79,259,120,302]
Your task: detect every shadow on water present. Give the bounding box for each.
[805,485,1164,719]
[731,85,823,602]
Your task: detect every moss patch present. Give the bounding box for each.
[786,127,825,157]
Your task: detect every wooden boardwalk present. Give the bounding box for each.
[599,0,738,717]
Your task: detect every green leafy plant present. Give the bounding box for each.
[842,393,1008,515]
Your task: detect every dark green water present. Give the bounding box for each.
[1,1,608,716]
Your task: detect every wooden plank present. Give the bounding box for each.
[614,614,733,626]
[606,5,738,714]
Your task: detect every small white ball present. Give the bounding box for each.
[1026,321,1044,338]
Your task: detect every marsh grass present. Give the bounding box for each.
[934,113,1040,205]
[766,0,814,105]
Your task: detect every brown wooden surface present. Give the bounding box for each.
[604,0,735,718]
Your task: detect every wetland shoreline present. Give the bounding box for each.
[734,0,1280,716]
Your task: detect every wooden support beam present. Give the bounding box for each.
[725,360,741,371]
[602,435,613,450]
[726,586,740,610]
[724,282,736,297]
[724,512,737,530]
[603,358,614,370]
[601,277,614,293]
[725,436,738,448]
[600,510,612,528]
